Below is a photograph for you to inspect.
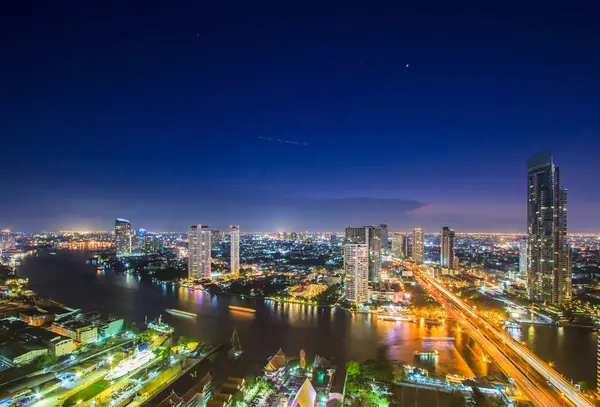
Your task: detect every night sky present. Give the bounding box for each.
[2,1,599,232]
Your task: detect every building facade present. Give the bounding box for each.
[377,224,389,251]
[114,218,132,257]
[188,225,212,279]
[230,225,240,275]
[518,237,528,274]
[345,225,382,282]
[344,244,369,305]
[526,151,571,304]
[391,235,409,258]
[440,227,456,269]
[412,228,424,264]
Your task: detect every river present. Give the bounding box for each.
[16,251,598,389]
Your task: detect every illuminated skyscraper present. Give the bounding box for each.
[230,225,239,275]
[518,237,528,274]
[142,234,163,254]
[115,218,132,257]
[345,225,381,282]
[391,234,408,258]
[440,227,456,269]
[0,229,16,252]
[412,228,424,263]
[344,244,369,305]
[527,151,571,304]
[377,224,389,250]
[188,225,211,279]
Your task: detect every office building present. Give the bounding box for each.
[344,244,369,305]
[391,235,408,259]
[412,228,424,263]
[377,223,389,250]
[391,234,409,258]
[440,227,456,269]
[526,151,571,304]
[345,225,381,282]
[518,237,528,274]
[188,225,212,279]
[230,225,240,275]
[114,218,132,257]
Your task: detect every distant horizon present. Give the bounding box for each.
[6,227,600,236]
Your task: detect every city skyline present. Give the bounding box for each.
[2,3,600,232]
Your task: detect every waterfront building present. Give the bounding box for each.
[264,348,287,381]
[188,225,212,279]
[344,244,369,305]
[49,320,97,345]
[345,225,382,282]
[412,228,424,264]
[440,227,456,269]
[0,342,49,367]
[526,151,571,304]
[230,225,239,275]
[519,237,528,274]
[114,218,132,257]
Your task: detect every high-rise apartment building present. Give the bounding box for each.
[440,227,456,269]
[345,225,382,282]
[518,237,528,274]
[230,225,240,275]
[344,244,369,305]
[115,218,132,257]
[412,228,424,263]
[391,234,409,258]
[527,151,571,304]
[188,225,212,279]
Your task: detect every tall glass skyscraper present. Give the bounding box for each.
[527,151,571,304]
[344,244,369,305]
[115,218,132,257]
[230,225,240,275]
[188,225,212,279]
[412,228,424,264]
[440,227,456,269]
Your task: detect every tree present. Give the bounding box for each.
[346,360,361,377]
[37,352,58,369]
[360,359,393,382]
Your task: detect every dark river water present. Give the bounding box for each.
[16,251,598,389]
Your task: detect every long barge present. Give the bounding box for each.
[228,305,256,313]
[165,309,197,318]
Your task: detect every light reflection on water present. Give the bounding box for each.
[17,251,597,386]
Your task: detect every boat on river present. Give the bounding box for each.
[105,349,155,380]
[414,350,439,358]
[228,305,256,313]
[146,315,174,334]
[165,309,197,318]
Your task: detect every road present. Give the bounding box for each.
[416,272,594,407]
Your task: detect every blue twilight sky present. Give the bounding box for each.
[1,1,599,232]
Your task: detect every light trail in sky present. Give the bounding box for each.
[258,137,308,146]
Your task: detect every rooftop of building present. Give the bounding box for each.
[0,341,47,360]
